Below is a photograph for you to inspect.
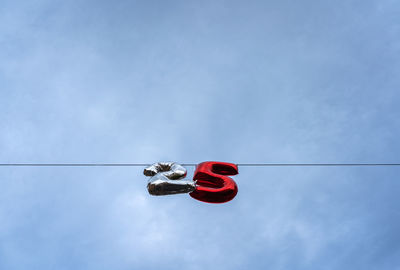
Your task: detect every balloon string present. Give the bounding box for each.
[0,163,400,167]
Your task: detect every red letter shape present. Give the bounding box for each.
[190,161,239,203]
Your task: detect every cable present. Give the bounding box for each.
[0,163,400,167]
[236,163,400,166]
[0,163,150,167]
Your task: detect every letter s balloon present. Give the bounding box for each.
[190,161,239,203]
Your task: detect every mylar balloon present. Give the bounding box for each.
[144,162,196,195]
[144,161,239,203]
[189,161,239,203]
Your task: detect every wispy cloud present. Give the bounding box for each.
[0,0,399,269]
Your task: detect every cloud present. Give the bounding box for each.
[0,0,399,269]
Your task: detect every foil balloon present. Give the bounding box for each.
[190,161,239,203]
[144,162,196,195]
[144,161,239,203]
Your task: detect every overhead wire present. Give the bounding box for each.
[0,163,400,167]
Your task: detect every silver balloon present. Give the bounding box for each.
[144,162,196,196]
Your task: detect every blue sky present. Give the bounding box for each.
[1,0,400,269]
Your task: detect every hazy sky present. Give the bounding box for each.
[1,0,400,269]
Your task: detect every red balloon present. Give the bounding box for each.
[190,161,239,203]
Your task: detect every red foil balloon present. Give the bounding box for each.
[190,161,239,203]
